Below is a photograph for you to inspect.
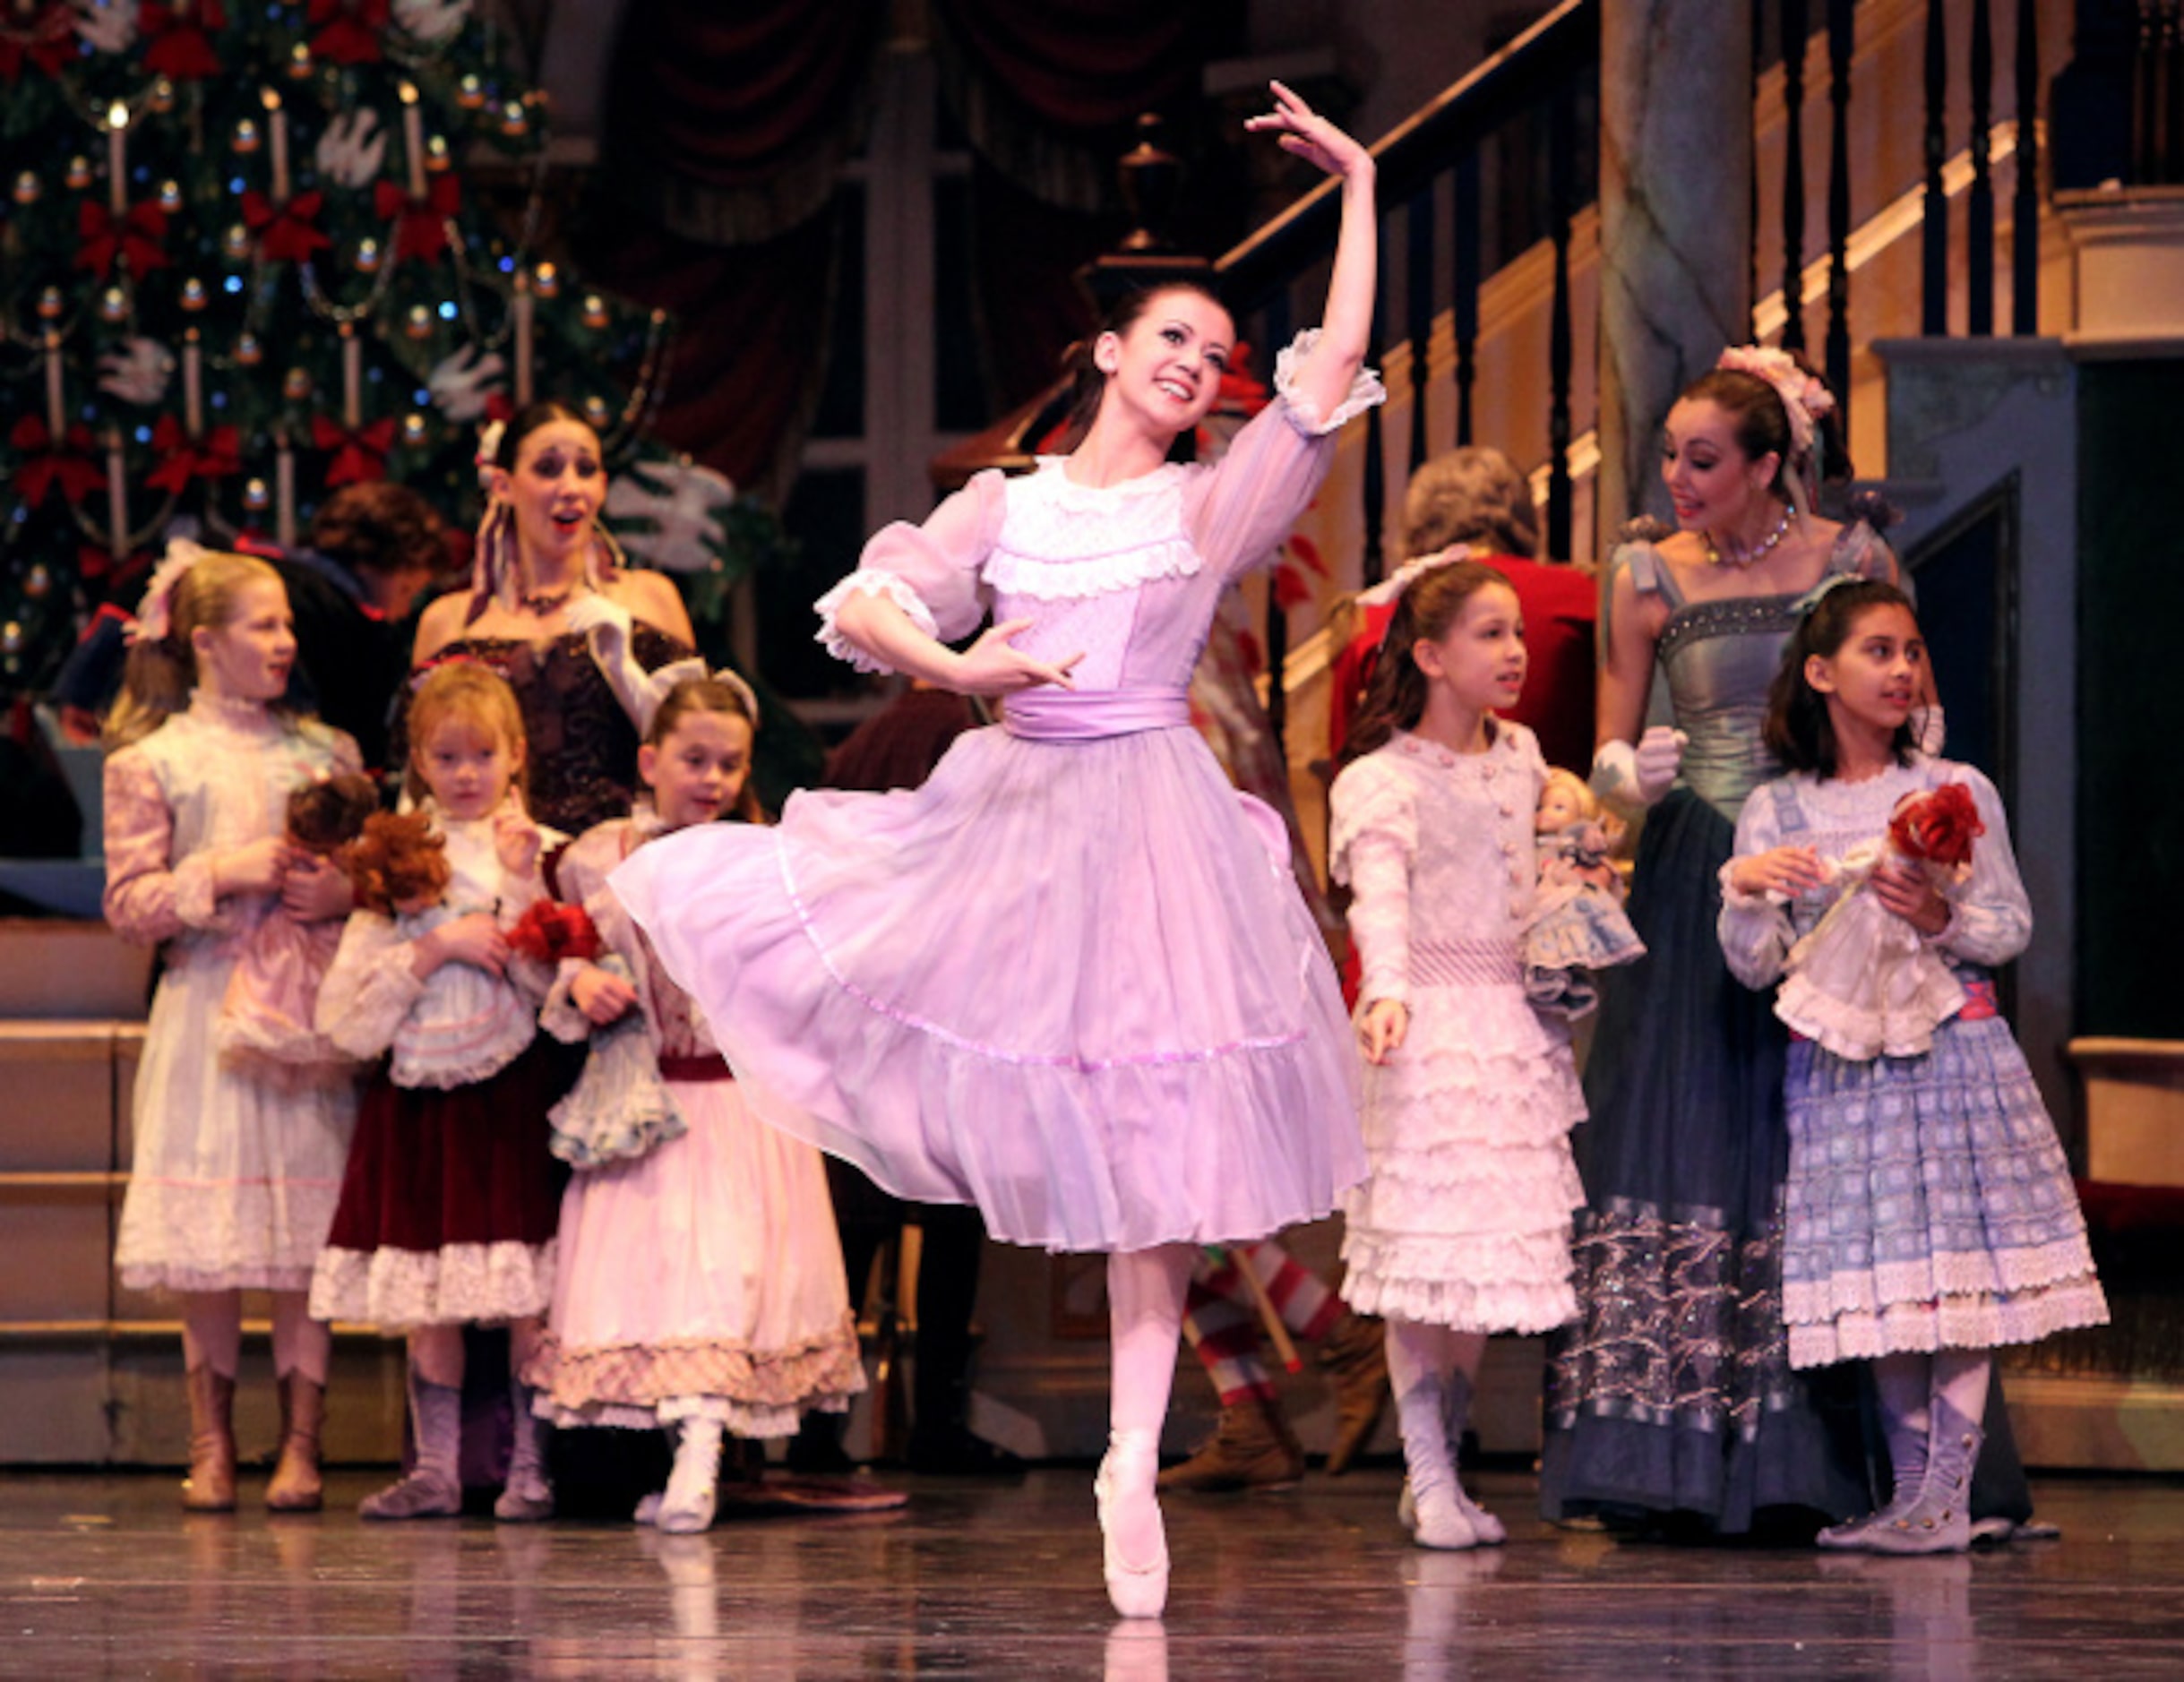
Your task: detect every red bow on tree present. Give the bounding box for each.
[307,0,389,66]
[373,175,461,264]
[312,414,397,485]
[241,188,332,262]
[0,3,74,83]
[9,417,106,507]
[75,201,170,279]
[141,1,227,81]
[145,417,243,493]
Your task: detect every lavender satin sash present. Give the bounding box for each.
[1002,686,1191,742]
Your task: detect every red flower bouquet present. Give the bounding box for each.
[1887,781,1985,874]
[508,899,600,965]
[1775,778,1986,1061]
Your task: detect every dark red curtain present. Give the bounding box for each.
[583,2,883,498]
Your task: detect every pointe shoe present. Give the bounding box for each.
[182,1366,237,1514]
[265,1373,325,1514]
[1398,1478,1479,1551]
[1094,1431,1169,1619]
[634,1491,665,1526]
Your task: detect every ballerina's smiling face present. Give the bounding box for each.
[1095,287,1235,439]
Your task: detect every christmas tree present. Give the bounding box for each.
[0,0,775,697]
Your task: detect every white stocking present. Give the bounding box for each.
[1104,1244,1194,1566]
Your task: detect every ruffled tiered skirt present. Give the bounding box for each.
[1781,1003,2108,1368]
[612,722,1364,1254]
[526,1066,866,1436]
[1339,970,1586,1332]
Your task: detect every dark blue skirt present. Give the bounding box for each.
[1536,788,1868,1532]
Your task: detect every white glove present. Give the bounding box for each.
[1909,702,1947,756]
[564,592,702,736]
[1590,726,1687,814]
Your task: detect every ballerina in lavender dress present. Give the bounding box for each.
[612,82,1380,1620]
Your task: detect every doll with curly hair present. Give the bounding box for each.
[217,771,383,1072]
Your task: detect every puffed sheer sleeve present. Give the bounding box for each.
[1330,755,1416,1009]
[1932,764,2033,967]
[1718,782,1798,991]
[101,747,219,943]
[813,468,1007,674]
[314,911,426,1060]
[1189,330,1386,582]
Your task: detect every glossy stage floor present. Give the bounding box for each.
[5,1467,2183,1678]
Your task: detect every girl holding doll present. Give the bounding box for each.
[524,674,866,1534]
[1328,554,1587,1549]
[611,82,1378,1618]
[1718,579,2105,1552]
[309,661,569,1522]
[103,546,362,1513]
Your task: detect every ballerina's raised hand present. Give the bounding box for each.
[1245,79,1373,179]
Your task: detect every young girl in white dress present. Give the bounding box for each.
[103,547,362,1513]
[1720,579,2106,1553]
[309,661,568,1521]
[526,674,867,1533]
[609,83,1379,1618]
[1328,554,1587,1549]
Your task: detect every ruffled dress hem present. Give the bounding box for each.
[521,1316,867,1437]
[308,1240,556,1330]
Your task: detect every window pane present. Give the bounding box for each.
[813,187,867,439]
[933,174,985,433]
[764,468,867,699]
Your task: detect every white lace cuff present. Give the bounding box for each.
[1716,859,1786,910]
[1273,328,1389,436]
[813,569,942,674]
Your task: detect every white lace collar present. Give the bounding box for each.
[987,459,1201,602]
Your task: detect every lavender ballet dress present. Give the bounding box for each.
[613,336,1380,1253]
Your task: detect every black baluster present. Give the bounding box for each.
[1407,189,1433,476]
[1547,76,1575,562]
[1969,0,1995,335]
[1922,0,1949,335]
[2170,0,2184,181]
[1827,0,1854,425]
[1362,225,1387,588]
[1751,0,1765,339]
[2133,2,2156,183]
[1783,0,1810,351]
[2013,0,2038,332]
[1453,149,1480,447]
